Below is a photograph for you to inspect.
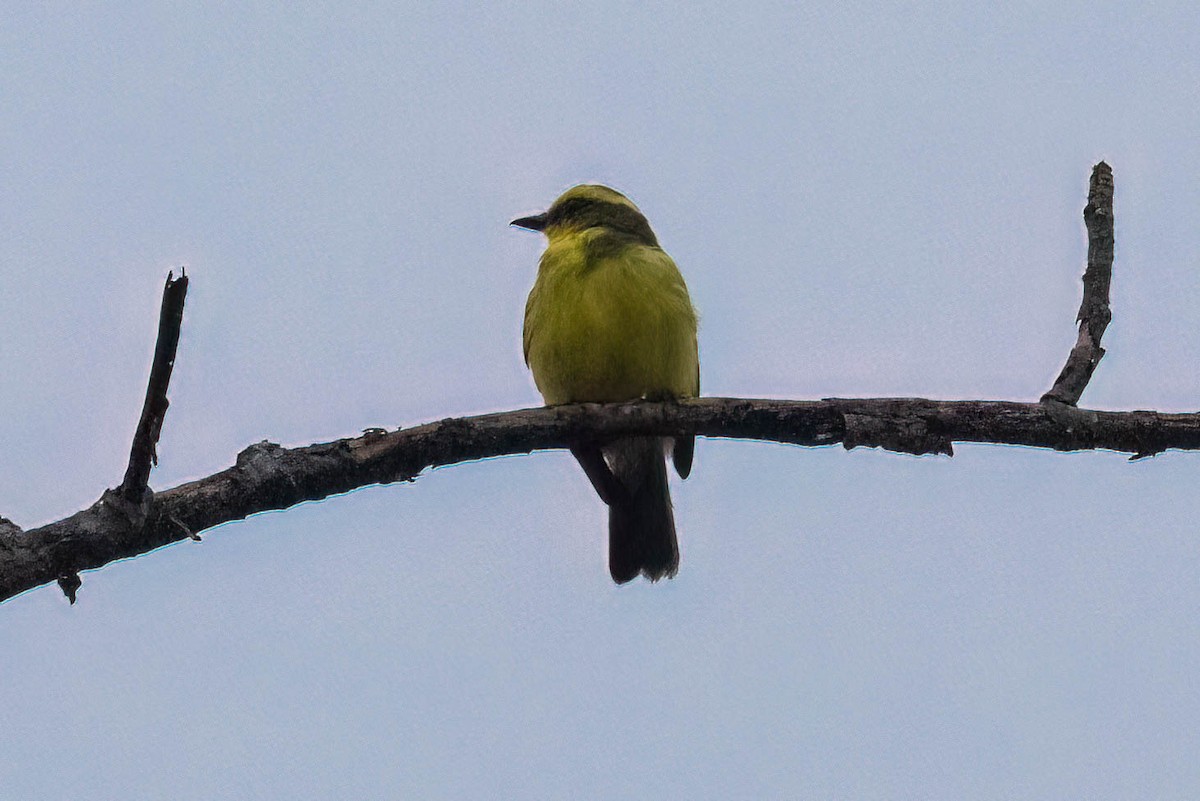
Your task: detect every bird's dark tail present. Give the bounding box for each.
[604,437,678,583]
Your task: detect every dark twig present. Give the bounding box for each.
[1042,162,1115,405]
[4,396,1200,603]
[44,270,189,603]
[119,270,189,505]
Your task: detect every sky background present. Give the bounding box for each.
[3,3,1200,798]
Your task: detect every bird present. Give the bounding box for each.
[513,185,699,583]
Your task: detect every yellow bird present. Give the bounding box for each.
[513,185,699,583]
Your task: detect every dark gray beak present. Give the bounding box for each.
[510,212,548,232]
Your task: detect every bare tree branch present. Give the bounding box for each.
[1043,161,1115,404]
[3,396,1199,603]
[119,270,188,505]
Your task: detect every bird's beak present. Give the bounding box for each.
[510,212,548,232]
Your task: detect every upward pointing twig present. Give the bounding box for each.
[118,270,189,503]
[1042,162,1115,405]
[40,270,190,604]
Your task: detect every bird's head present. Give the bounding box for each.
[511,185,658,246]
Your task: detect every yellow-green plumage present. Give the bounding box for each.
[523,228,697,404]
[515,185,699,583]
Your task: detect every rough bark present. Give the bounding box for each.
[3,396,1198,602]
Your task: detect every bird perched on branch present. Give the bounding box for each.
[513,185,699,583]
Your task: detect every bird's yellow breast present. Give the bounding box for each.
[523,228,699,405]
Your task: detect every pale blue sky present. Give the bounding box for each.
[4,3,1200,798]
